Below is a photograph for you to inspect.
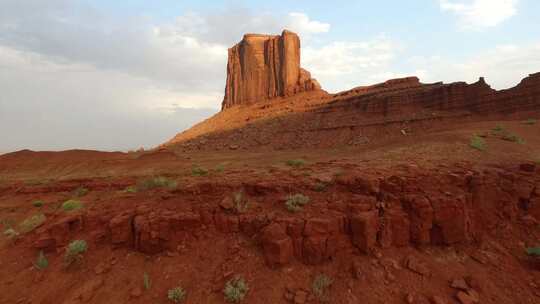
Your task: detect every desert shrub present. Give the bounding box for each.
[523,118,537,125]
[313,182,328,192]
[72,186,89,197]
[137,176,177,191]
[191,166,209,177]
[3,228,19,241]
[19,214,46,233]
[124,185,137,193]
[224,277,249,303]
[143,272,151,290]
[35,250,48,270]
[285,194,310,213]
[527,247,540,256]
[167,286,186,303]
[286,159,306,168]
[62,199,84,211]
[470,135,486,151]
[215,164,225,173]
[32,200,44,207]
[64,240,87,267]
[233,191,249,214]
[312,274,333,302]
[492,125,505,133]
[492,126,525,144]
[502,133,525,144]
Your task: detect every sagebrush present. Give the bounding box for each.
[137,176,177,191]
[62,199,84,211]
[312,274,333,302]
[469,134,486,151]
[285,194,310,212]
[224,277,249,303]
[167,286,186,303]
[35,250,48,270]
[19,214,46,233]
[64,239,88,267]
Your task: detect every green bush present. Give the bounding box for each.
[502,133,525,144]
[285,194,310,213]
[191,166,209,177]
[143,272,151,290]
[527,247,540,256]
[64,240,88,267]
[124,185,137,193]
[19,214,46,233]
[224,277,249,303]
[35,250,48,270]
[312,274,333,302]
[286,159,306,168]
[62,200,84,211]
[72,186,89,197]
[32,200,44,207]
[167,286,186,303]
[492,125,525,144]
[137,176,177,191]
[313,182,328,192]
[470,135,486,151]
[492,125,505,133]
[215,164,225,173]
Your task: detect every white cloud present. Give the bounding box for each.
[407,42,540,89]
[169,9,329,45]
[439,0,518,30]
[0,46,218,152]
[286,12,330,35]
[303,36,404,91]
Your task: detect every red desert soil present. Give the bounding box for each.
[0,30,539,304]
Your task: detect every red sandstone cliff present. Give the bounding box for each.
[222,30,321,110]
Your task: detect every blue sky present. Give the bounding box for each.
[1,0,539,152]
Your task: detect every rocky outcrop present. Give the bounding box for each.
[31,163,540,268]
[166,72,540,152]
[222,30,321,110]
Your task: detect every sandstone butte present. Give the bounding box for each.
[222,30,321,110]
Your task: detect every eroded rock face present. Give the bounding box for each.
[30,164,540,268]
[222,30,321,110]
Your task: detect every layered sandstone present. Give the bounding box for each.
[222,30,321,110]
[165,72,540,151]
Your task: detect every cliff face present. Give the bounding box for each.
[164,72,540,151]
[222,30,321,110]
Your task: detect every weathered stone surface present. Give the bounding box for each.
[350,211,378,253]
[402,195,433,245]
[222,30,321,109]
[109,212,134,245]
[261,223,293,267]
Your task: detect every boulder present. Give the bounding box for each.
[260,223,293,267]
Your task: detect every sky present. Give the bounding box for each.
[1,0,539,153]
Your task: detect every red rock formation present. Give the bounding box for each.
[222,30,321,109]
[165,72,540,152]
[30,163,539,269]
